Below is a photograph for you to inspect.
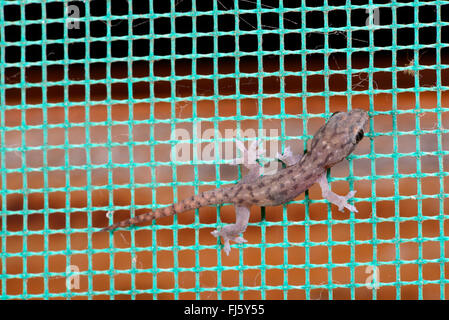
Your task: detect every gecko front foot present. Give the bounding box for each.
[276,146,302,167]
[331,190,358,212]
[317,173,358,213]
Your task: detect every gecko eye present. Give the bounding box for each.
[355,129,364,143]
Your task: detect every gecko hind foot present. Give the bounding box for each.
[211,229,247,256]
[212,205,250,255]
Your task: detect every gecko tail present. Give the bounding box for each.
[100,203,179,232]
[100,209,156,232]
[100,187,232,232]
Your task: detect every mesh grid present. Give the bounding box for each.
[0,0,448,300]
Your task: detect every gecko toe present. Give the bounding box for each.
[223,241,231,256]
[278,146,292,159]
[343,191,357,212]
[233,236,247,244]
[345,190,357,200]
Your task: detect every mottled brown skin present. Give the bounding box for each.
[101,109,368,254]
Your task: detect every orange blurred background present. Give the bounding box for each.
[2,56,449,299]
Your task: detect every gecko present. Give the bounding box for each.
[101,109,368,255]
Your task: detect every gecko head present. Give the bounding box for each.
[308,109,369,169]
